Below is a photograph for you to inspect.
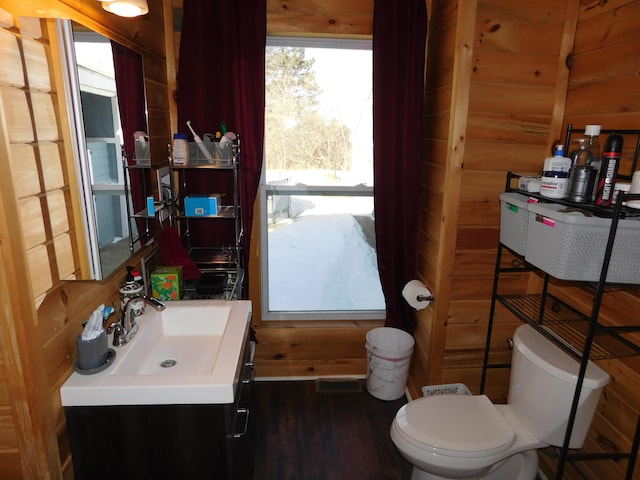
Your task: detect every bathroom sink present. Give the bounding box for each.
[60,299,251,406]
[112,304,231,376]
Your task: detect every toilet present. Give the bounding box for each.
[390,324,610,480]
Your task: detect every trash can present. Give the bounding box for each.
[365,327,415,400]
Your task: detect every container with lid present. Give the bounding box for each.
[540,144,571,199]
[583,124,601,169]
[172,133,189,166]
[566,164,597,203]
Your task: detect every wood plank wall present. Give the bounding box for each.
[542,1,640,478]
[0,1,172,478]
[0,16,86,479]
[415,0,640,479]
[412,0,576,397]
[0,0,638,478]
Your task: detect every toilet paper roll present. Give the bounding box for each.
[402,280,433,310]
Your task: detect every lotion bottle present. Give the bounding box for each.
[540,144,572,199]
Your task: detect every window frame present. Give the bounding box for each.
[260,36,385,321]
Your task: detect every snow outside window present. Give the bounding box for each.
[260,37,386,321]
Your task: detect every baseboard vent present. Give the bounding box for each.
[315,378,363,394]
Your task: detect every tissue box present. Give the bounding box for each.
[151,266,183,300]
[184,195,221,216]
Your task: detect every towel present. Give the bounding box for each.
[158,226,202,280]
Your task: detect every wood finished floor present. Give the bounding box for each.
[251,380,412,480]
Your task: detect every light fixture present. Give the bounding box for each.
[99,0,149,18]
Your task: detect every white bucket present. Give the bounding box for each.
[365,327,415,401]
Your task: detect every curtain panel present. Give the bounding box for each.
[373,0,427,333]
[112,40,151,242]
[177,0,266,295]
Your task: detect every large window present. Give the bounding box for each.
[260,38,385,320]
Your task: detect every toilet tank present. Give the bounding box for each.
[508,324,609,448]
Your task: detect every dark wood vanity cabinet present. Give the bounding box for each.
[64,339,255,480]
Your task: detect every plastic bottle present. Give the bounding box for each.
[540,144,572,199]
[594,134,624,206]
[568,139,588,167]
[584,124,601,168]
[172,133,189,166]
[567,139,597,203]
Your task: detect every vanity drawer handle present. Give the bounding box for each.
[242,362,255,384]
[233,408,250,438]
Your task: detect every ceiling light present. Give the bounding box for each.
[100,0,149,18]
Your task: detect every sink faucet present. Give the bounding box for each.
[108,295,166,347]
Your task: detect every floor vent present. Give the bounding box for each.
[315,378,363,394]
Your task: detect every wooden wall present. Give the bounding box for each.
[0,0,639,479]
[412,0,577,397]
[545,1,640,478]
[0,1,173,478]
[415,0,640,479]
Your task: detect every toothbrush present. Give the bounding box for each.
[186,120,214,161]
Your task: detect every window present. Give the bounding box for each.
[260,37,385,320]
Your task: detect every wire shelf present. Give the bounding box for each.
[497,293,640,360]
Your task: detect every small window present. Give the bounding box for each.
[260,37,385,320]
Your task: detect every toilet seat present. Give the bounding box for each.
[394,394,515,458]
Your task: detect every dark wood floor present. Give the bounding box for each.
[251,380,413,480]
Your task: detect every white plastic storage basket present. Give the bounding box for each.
[188,141,233,166]
[422,383,471,397]
[499,192,531,255]
[525,202,640,284]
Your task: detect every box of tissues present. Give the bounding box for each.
[151,266,183,300]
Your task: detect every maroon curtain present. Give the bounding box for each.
[373,0,427,333]
[177,0,266,291]
[111,41,150,241]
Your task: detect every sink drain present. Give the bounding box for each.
[160,359,177,368]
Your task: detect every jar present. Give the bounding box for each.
[540,171,570,199]
[119,282,145,316]
[566,165,597,203]
[172,133,189,166]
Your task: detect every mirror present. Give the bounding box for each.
[60,20,150,279]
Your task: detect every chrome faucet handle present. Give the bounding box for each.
[143,295,166,311]
[109,294,164,347]
[107,321,127,347]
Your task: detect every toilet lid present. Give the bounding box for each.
[396,394,515,457]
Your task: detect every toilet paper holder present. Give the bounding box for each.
[416,293,434,302]
[402,280,435,310]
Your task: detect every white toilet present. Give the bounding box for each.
[390,324,610,480]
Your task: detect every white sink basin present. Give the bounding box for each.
[112,304,231,376]
[60,299,251,406]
